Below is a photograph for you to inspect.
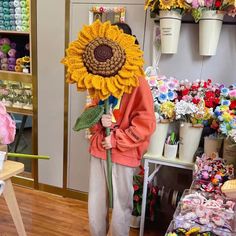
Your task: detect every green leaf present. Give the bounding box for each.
[73,105,104,132]
[137,204,141,216]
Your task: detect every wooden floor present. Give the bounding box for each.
[0,185,160,236]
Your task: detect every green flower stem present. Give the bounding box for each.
[105,99,113,208]
[7,153,50,160]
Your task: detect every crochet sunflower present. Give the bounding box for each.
[62,20,144,101]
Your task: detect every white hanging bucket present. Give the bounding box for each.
[199,10,224,56]
[159,10,182,54]
[148,121,170,157]
[164,143,178,160]
[179,122,203,163]
[204,136,223,156]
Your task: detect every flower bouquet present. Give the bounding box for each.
[147,74,179,156]
[184,0,235,22]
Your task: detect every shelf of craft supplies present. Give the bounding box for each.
[6,106,33,116]
[0,30,30,35]
[143,153,194,170]
[0,71,32,83]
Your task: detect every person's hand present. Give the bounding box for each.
[101,114,112,128]
[102,135,112,149]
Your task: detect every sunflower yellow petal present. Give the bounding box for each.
[99,21,111,37]
[118,69,134,79]
[84,74,94,89]
[98,90,109,101]
[91,75,103,89]
[113,88,124,99]
[105,26,121,41]
[113,76,125,90]
[117,34,135,49]
[91,20,102,38]
[106,78,118,93]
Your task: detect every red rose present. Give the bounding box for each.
[203,82,208,88]
[134,195,140,202]
[192,98,200,104]
[215,89,221,96]
[205,100,213,108]
[215,0,222,8]
[230,100,236,110]
[182,89,189,96]
[207,79,212,84]
[133,184,139,191]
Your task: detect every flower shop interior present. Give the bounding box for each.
[0,0,236,235]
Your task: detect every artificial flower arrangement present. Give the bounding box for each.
[175,79,213,126]
[210,84,236,140]
[147,75,179,122]
[184,0,236,22]
[145,0,189,15]
[133,165,144,217]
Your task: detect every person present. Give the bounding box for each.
[88,22,156,236]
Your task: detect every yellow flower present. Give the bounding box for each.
[176,0,189,9]
[62,20,144,100]
[222,112,232,122]
[160,101,175,119]
[220,105,229,112]
[159,0,176,10]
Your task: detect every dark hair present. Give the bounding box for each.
[112,22,139,45]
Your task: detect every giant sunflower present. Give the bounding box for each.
[62,20,144,101]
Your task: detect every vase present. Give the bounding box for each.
[204,136,223,156]
[223,138,236,169]
[199,10,224,56]
[148,120,170,157]
[159,10,182,54]
[164,143,178,160]
[179,122,203,163]
[130,215,141,228]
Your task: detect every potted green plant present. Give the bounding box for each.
[164,131,178,160]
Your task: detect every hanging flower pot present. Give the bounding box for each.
[159,10,182,54]
[148,120,170,157]
[179,122,203,163]
[199,10,224,56]
[204,136,223,156]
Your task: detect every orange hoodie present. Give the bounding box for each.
[89,77,156,167]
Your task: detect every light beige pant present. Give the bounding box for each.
[88,156,134,236]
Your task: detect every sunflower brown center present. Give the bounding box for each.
[82,37,126,77]
[94,45,113,62]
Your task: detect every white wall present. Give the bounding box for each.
[144,14,236,85]
[37,0,65,187]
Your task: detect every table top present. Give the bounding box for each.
[143,153,194,170]
[0,160,24,181]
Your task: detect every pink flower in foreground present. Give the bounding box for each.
[229,89,236,98]
[0,102,16,144]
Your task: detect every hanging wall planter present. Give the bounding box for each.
[199,10,224,56]
[159,10,182,54]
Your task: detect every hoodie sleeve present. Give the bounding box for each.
[111,78,156,152]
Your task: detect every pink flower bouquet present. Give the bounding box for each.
[0,102,16,145]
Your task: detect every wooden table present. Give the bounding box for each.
[0,160,26,236]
